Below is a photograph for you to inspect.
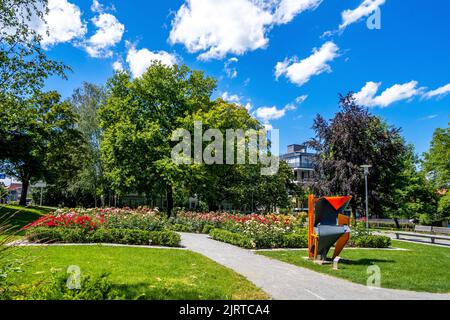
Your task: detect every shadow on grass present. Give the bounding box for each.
[340,258,395,266]
[0,206,43,233]
[112,283,229,300]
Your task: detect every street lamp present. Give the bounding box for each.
[361,165,372,229]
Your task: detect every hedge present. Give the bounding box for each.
[280,233,308,248]
[348,234,391,248]
[26,227,181,247]
[209,229,255,249]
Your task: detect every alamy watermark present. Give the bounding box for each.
[66,265,81,290]
[171,121,279,176]
[367,265,381,289]
[367,8,382,30]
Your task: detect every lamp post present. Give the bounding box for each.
[361,165,372,229]
[32,181,47,206]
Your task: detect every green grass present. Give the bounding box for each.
[9,245,269,300]
[0,205,54,232]
[257,241,450,294]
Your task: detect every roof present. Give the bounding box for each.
[8,183,22,191]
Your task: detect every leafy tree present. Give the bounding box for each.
[423,120,450,224]
[99,64,216,216]
[181,98,261,211]
[253,161,295,212]
[423,121,450,190]
[0,183,8,203]
[437,192,450,223]
[1,91,83,205]
[0,0,67,98]
[67,82,106,206]
[388,146,438,224]
[180,98,294,213]
[1,0,68,200]
[307,93,408,217]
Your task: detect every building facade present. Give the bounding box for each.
[280,144,315,184]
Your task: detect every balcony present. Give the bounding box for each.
[286,161,314,169]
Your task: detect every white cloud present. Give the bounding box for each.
[295,94,308,104]
[84,13,124,58]
[275,41,339,86]
[423,84,450,100]
[224,57,239,78]
[254,102,298,123]
[255,106,288,123]
[169,0,322,60]
[91,0,103,13]
[112,60,124,72]
[221,92,242,104]
[354,81,422,108]
[274,0,322,24]
[339,0,385,31]
[421,114,438,120]
[39,0,87,48]
[126,45,178,78]
[354,81,381,106]
[221,92,252,111]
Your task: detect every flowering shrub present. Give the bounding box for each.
[23,207,172,246]
[172,211,231,233]
[174,211,306,248]
[23,207,167,232]
[26,227,181,247]
[23,208,310,248]
[22,212,105,230]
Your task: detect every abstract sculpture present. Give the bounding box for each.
[308,194,352,261]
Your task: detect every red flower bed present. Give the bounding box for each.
[22,213,105,230]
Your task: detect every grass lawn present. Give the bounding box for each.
[257,241,450,294]
[9,245,269,300]
[0,205,54,233]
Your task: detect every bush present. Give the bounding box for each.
[170,223,190,232]
[209,229,255,249]
[349,235,391,248]
[26,227,180,247]
[17,273,123,300]
[280,233,308,248]
[149,230,181,247]
[202,224,215,234]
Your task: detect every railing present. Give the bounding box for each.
[287,162,314,169]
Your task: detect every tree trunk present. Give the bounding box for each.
[394,217,401,229]
[208,202,219,212]
[19,178,29,206]
[167,186,174,218]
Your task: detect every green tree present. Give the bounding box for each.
[388,146,438,225]
[307,93,408,217]
[181,98,261,211]
[0,0,67,98]
[1,91,83,205]
[0,0,67,159]
[438,192,450,223]
[67,82,106,207]
[99,64,216,216]
[423,120,450,224]
[253,161,295,212]
[423,121,450,190]
[0,183,8,203]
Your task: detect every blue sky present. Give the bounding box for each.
[41,0,449,156]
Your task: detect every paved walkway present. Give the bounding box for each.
[180,233,450,300]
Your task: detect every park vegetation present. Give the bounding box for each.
[0,0,448,224]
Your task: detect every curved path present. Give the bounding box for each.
[180,233,450,300]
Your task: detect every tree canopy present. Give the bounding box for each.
[1,91,83,205]
[307,94,408,217]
